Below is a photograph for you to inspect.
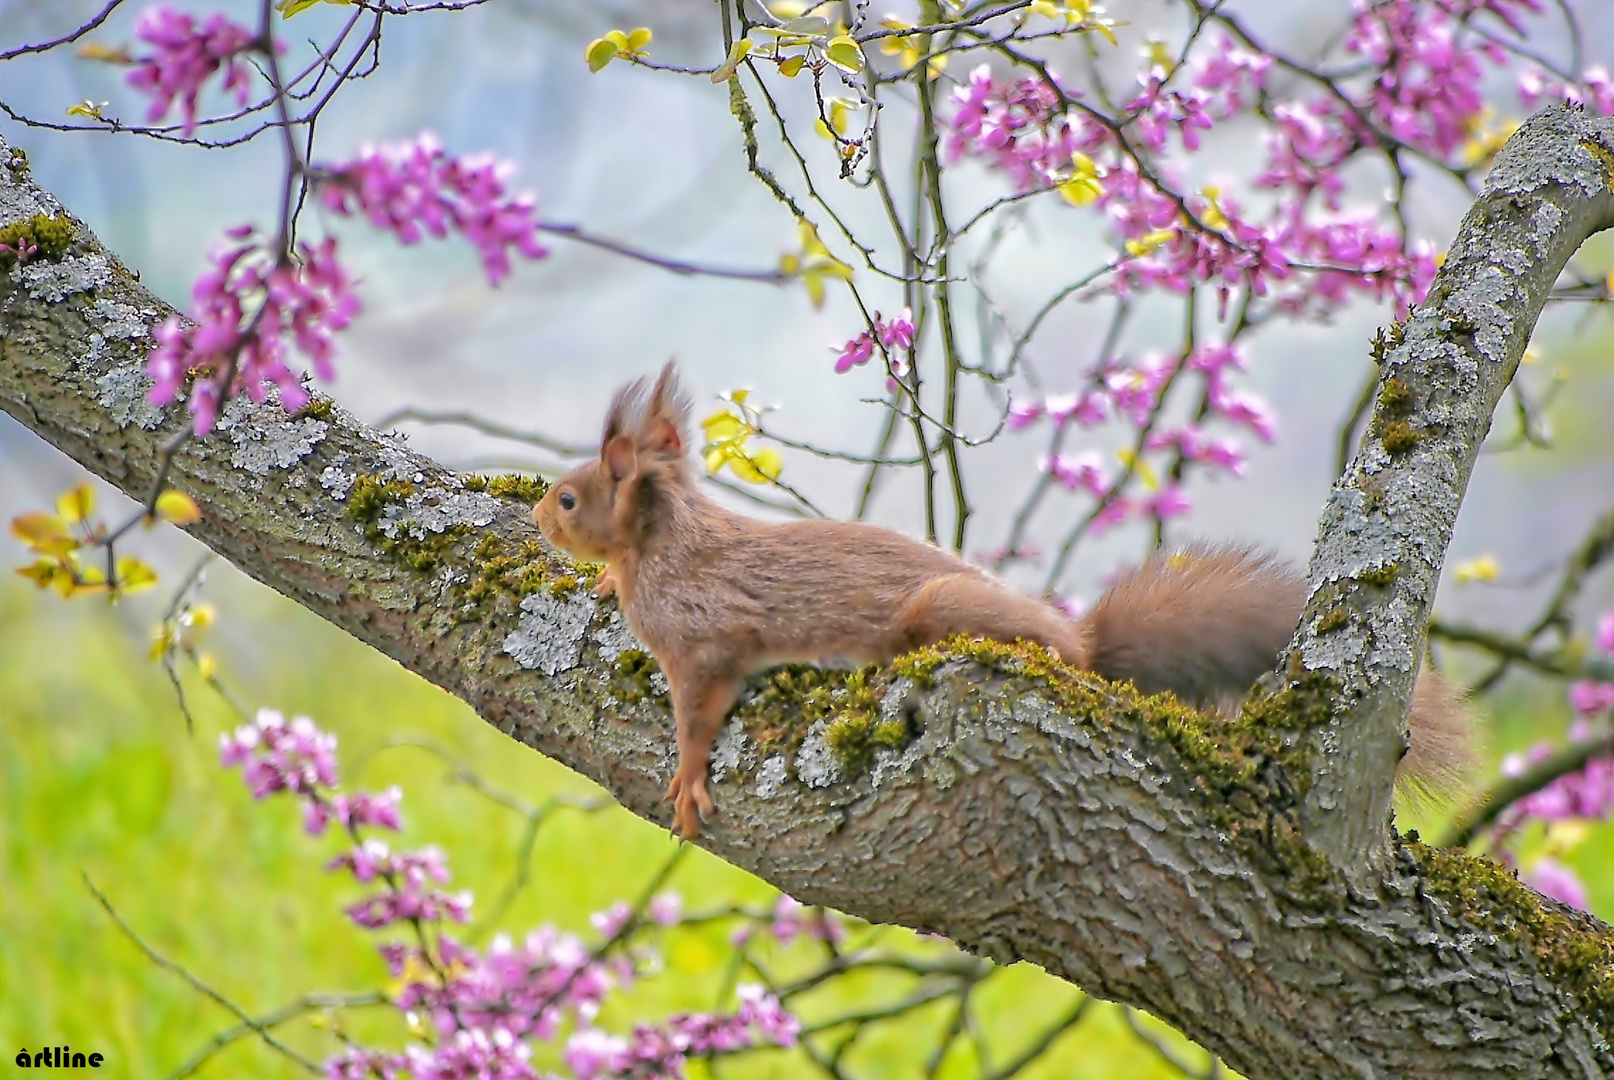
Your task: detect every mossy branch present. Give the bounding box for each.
[5,120,1614,1079]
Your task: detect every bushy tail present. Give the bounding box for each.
[1078,543,1476,795]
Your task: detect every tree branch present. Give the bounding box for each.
[5,115,1614,1079]
[1287,104,1614,872]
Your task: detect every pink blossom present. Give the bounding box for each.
[1523,858,1589,911]
[768,895,845,945]
[648,892,683,927]
[325,1049,407,1080]
[407,1025,535,1080]
[126,5,259,137]
[1595,612,1614,656]
[147,231,360,435]
[317,132,548,286]
[219,709,339,798]
[1040,451,1107,496]
[1088,498,1133,536]
[1569,681,1614,717]
[833,330,876,373]
[1046,391,1108,427]
[1192,36,1272,117]
[1007,400,1044,430]
[1141,484,1192,520]
[590,901,632,939]
[876,307,915,351]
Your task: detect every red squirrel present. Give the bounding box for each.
[533,363,1472,838]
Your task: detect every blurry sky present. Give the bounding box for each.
[1,0,1611,638]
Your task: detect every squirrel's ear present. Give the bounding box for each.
[603,376,649,455]
[603,433,638,482]
[642,361,692,459]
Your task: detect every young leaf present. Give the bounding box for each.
[155,490,203,526]
[823,35,864,73]
[56,483,95,525]
[711,39,752,83]
[586,37,621,72]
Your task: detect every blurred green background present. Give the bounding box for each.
[0,570,1232,1079]
[0,541,1606,1079]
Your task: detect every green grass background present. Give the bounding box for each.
[0,564,1600,1080]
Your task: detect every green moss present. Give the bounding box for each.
[344,474,463,576]
[347,475,414,525]
[1380,419,1423,455]
[1408,840,1614,1026]
[299,396,336,422]
[610,649,668,707]
[461,475,489,493]
[486,473,550,503]
[0,213,76,271]
[1378,377,1413,415]
[1357,563,1401,586]
[1317,608,1350,634]
[1580,139,1614,193]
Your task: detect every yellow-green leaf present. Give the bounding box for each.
[116,555,159,594]
[711,38,752,83]
[276,0,349,16]
[56,483,95,525]
[16,559,60,590]
[778,54,806,77]
[823,35,864,73]
[154,489,203,526]
[1454,555,1500,584]
[9,510,73,552]
[781,15,830,35]
[66,100,107,120]
[624,27,653,51]
[586,36,621,72]
[748,447,783,481]
[1058,175,1102,206]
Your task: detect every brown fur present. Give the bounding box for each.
[534,364,1475,837]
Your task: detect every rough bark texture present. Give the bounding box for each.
[4,107,1614,1080]
[1291,106,1614,872]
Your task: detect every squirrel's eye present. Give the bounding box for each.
[558,492,576,511]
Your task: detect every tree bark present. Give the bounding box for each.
[4,107,1614,1080]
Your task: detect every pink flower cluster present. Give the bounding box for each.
[219,708,807,1080]
[945,66,1102,190]
[332,841,472,928]
[1123,71,1215,155]
[1342,0,1499,158]
[564,984,800,1080]
[1496,740,1614,834]
[382,929,624,1049]
[147,231,359,435]
[219,709,338,798]
[317,132,550,286]
[219,709,468,934]
[832,308,915,375]
[126,5,258,137]
[1519,65,1614,117]
[1569,612,1614,718]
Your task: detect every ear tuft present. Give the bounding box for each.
[640,361,693,460]
[603,375,652,455]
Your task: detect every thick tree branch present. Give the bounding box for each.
[4,115,1614,1079]
[1289,105,1614,871]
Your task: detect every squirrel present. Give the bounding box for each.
[532,363,1473,838]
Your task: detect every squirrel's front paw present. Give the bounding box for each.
[666,769,714,839]
[593,569,617,599]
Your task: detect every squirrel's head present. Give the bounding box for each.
[533,361,693,560]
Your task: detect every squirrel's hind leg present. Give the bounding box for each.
[660,664,740,839]
[895,573,1090,668]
